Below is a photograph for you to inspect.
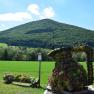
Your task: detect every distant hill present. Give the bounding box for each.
[0,19,94,49]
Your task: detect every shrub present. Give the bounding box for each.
[15,75,31,83]
[3,73,15,84]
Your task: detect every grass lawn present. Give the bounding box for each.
[0,81,44,94]
[0,61,54,94]
[0,61,93,94]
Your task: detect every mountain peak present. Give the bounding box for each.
[31,19,58,25]
[36,18,55,22]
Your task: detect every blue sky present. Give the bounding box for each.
[0,0,94,31]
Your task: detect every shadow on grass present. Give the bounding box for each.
[12,82,46,90]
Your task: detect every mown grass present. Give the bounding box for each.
[0,61,54,84]
[0,61,92,94]
[0,81,44,94]
[0,61,54,94]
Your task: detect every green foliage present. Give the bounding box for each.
[0,45,52,61]
[0,19,94,48]
[0,44,91,61]
[2,49,9,60]
[72,52,87,62]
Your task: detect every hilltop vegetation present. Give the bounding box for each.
[0,19,94,48]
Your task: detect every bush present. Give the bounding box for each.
[3,73,15,84]
[15,75,31,83]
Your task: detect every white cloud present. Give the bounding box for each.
[0,3,55,22]
[42,7,55,18]
[27,4,40,15]
[27,4,55,19]
[0,12,32,22]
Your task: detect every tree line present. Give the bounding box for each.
[0,46,52,61]
[0,45,90,62]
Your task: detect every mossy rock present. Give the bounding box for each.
[50,61,88,93]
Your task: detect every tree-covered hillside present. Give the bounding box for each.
[0,19,94,49]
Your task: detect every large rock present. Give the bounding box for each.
[48,47,88,93]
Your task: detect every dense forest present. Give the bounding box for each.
[0,19,94,49]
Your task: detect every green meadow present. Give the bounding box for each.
[0,61,54,94]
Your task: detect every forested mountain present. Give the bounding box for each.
[0,19,94,49]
